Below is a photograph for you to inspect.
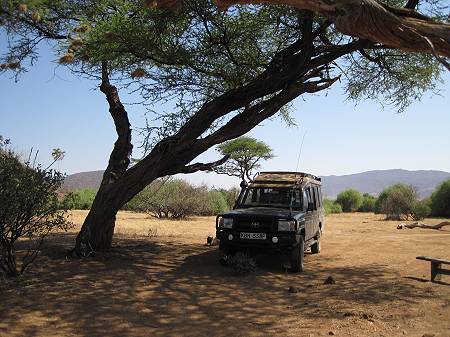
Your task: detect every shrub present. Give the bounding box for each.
[375,184,418,220]
[358,193,376,212]
[60,188,97,210]
[229,252,257,275]
[0,148,71,277]
[323,199,343,215]
[336,189,363,212]
[126,179,210,218]
[430,179,450,217]
[208,190,229,214]
[410,199,431,221]
[217,187,240,210]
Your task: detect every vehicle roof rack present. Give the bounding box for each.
[250,172,321,187]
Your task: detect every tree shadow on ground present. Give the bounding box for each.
[0,233,444,337]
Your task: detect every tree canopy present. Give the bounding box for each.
[215,136,274,181]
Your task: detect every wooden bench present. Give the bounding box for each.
[416,256,450,282]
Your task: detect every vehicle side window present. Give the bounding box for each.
[306,187,316,210]
[318,187,322,207]
[314,186,320,208]
[312,187,318,210]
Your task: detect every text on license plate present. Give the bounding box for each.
[240,232,266,240]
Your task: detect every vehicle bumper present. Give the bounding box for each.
[216,229,300,251]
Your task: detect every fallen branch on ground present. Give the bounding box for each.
[397,221,450,230]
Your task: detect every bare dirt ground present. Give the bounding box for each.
[1,211,449,337]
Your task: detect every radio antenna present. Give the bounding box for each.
[295,130,307,172]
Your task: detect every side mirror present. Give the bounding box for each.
[307,202,315,212]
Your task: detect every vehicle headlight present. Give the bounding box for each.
[219,217,233,229]
[278,220,296,231]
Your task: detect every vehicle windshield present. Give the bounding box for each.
[240,188,303,209]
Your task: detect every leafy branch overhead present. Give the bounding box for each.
[156,0,450,59]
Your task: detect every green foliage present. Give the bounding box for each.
[336,189,363,212]
[216,137,274,181]
[410,199,431,221]
[124,179,236,218]
[323,198,343,216]
[358,193,376,212]
[219,187,240,210]
[208,190,229,215]
[0,146,71,277]
[429,179,450,217]
[375,184,418,220]
[61,188,97,210]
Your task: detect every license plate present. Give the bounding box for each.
[240,232,266,240]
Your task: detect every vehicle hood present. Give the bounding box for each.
[222,207,302,219]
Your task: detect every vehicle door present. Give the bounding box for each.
[304,186,315,240]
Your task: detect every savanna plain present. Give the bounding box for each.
[1,211,449,337]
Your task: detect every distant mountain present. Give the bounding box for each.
[63,168,450,199]
[63,170,104,191]
[320,169,450,198]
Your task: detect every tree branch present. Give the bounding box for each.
[99,61,133,185]
[208,0,450,58]
[178,155,230,174]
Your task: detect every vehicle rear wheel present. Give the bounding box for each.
[311,229,321,254]
[290,235,305,272]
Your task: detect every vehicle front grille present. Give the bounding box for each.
[234,217,274,232]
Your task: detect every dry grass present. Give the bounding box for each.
[1,211,449,337]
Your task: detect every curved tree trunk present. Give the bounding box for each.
[72,62,134,256]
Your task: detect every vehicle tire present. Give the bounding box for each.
[290,235,305,272]
[311,229,321,254]
[219,241,235,266]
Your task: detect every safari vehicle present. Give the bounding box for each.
[216,172,324,272]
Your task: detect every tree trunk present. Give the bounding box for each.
[397,221,450,230]
[0,243,18,277]
[71,62,135,256]
[74,180,131,254]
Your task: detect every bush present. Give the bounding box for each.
[60,188,97,210]
[125,179,208,218]
[208,190,229,214]
[358,193,376,212]
[336,189,363,212]
[124,180,238,217]
[410,199,431,221]
[430,179,450,217]
[229,252,257,275]
[323,199,343,215]
[375,183,418,220]
[0,148,71,277]
[217,187,240,210]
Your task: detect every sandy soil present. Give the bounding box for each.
[1,211,449,337]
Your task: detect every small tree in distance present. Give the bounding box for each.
[215,137,274,182]
[375,184,418,220]
[430,179,450,217]
[336,189,363,212]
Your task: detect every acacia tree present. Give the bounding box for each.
[1,0,448,255]
[215,137,274,182]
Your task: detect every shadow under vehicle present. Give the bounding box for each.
[216,172,324,272]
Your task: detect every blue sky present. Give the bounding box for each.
[1,45,449,188]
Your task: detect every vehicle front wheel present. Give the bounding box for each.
[311,229,321,254]
[290,235,305,272]
[218,241,234,266]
